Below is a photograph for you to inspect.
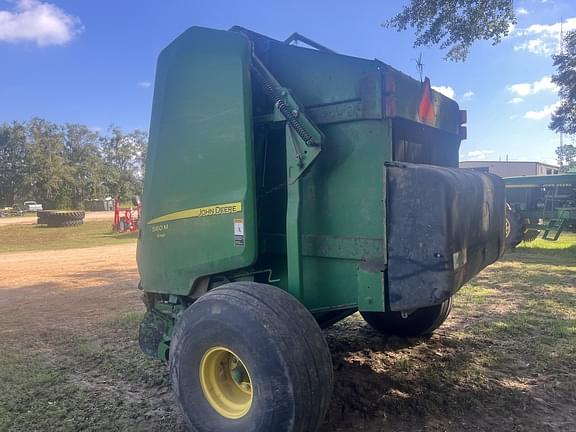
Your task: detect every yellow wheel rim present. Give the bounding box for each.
[199,346,253,419]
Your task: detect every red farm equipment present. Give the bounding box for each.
[113,196,142,233]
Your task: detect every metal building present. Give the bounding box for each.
[460,161,559,177]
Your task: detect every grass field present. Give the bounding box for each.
[0,233,574,431]
[0,220,137,253]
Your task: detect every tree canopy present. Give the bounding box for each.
[0,119,147,209]
[549,30,576,171]
[385,0,516,61]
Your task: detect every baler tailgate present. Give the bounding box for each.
[137,28,258,295]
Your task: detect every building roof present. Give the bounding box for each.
[460,160,559,168]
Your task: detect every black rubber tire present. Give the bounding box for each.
[169,282,333,432]
[37,210,85,226]
[37,210,49,225]
[51,210,85,221]
[45,218,84,228]
[361,296,453,338]
[505,203,524,249]
[37,210,85,220]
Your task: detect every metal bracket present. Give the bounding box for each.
[250,52,326,300]
[542,219,566,241]
[251,54,324,184]
[284,32,336,53]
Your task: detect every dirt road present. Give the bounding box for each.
[0,211,113,226]
[0,243,140,340]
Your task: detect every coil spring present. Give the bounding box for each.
[254,67,314,146]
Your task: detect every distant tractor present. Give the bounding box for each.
[504,172,576,246]
[136,27,506,432]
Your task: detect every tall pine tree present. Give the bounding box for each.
[550,30,576,171]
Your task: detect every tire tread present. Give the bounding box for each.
[170,282,333,432]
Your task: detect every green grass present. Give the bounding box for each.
[321,233,576,431]
[0,220,137,253]
[0,310,177,432]
[106,311,146,331]
[0,233,574,431]
[517,232,576,251]
[0,331,178,432]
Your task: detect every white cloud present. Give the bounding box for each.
[0,0,81,46]
[461,90,474,101]
[524,101,560,120]
[516,7,529,16]
[466,150,495,161]
[513,17,576,56]
[508,76,557,97]
[513,38,553,55]
[519,18,576,37]
[432,85,455,99]
[509,83,532,96]
[532,76,558,93]
[138,81,152,88]
[508,97,524,104]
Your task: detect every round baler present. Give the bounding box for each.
[136,26,506,432]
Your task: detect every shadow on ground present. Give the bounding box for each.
[1,237,575,431]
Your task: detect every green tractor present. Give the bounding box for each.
[137,27,506,431]
[504,172,576,247]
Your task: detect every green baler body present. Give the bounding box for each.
[137,27,505,333]
[138,29,258,294]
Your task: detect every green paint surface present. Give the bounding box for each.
[138,26,465,317]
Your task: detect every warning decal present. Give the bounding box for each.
[234,219,245,246]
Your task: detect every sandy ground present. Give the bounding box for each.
[1,243,574,431]
[0,243,140,339]
[0,211,114,226]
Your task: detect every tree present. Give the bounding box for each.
[555,143,576,171]
[26,118,74,209]
[63,124,107,207]
[385,0,516,61]
[100,126,148,200]
[0,119,147,209]
[0,121,29,206]
[550,30,576,171]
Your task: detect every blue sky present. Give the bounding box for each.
[0,0,574,164]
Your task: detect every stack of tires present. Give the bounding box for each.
[37,210,85,227]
